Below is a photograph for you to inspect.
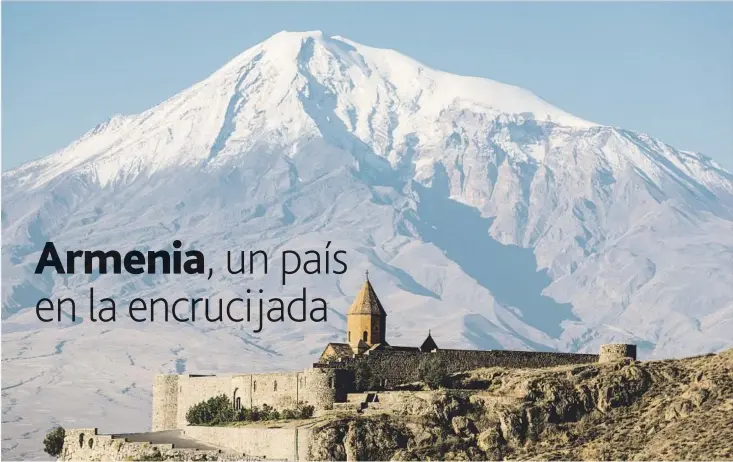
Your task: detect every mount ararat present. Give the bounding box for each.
[2,31,733,459]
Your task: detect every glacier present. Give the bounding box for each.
[2,30,733,459]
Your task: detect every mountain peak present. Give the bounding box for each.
[271,29,326,39]
[3,31,733,461]
[4,30,610,190]
[248,30,337,57]
[218,30,599,129]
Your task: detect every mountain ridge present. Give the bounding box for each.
[5,30,601,189]
[2,30,733,460]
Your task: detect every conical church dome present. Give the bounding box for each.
[420,331,438,352]
[347,278,387,316]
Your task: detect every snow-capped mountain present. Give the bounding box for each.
[3,31,733,459]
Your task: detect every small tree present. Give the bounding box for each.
[186,394,234,425]
[43,426,65,458]
[297,403,315,419]
[354,361,375,391]
[417,355,448,390]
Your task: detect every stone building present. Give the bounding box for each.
[319,277,453,364]
[152,275,637,431]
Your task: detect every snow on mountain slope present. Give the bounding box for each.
[2,31,733,459]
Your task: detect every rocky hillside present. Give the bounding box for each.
[308,349,733,460]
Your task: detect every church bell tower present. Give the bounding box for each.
[346,271,387,354]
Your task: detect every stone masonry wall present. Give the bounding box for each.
[230,372,304,412]
[599,344,637,363]
[184,426,312,461]
[176,375,232,428]
[152,375,179,431]
[319,349,600,388]
[155,348,605,429]
[157,371,325,429]
[59,428,246,461]
[250,372,302,409]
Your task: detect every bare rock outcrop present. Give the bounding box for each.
[308,415,410,461]
[306,349,733,460]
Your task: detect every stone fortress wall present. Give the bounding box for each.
[65,343,638,461]
[69,278,641,461]
[153,345,630,431]
[317,348,601,388]
[153,368,346,431]
[183,426,312,461]
[151,277,638,432]
[59,428,255,461]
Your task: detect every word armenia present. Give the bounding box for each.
[152,276,637,430]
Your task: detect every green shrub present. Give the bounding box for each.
[43,426,65,458]
[137,449,164,461]
[185,394,234,425]
[260,404,275,420]
[417,355,448,390]
[297,403,315,419]
[235,407,252,422]
[186,396,315,425]
[281,408,297,420]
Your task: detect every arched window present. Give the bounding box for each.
[363,331,368,342]
[235,397,241,410]
[233,388,239,409]
[253,381,257,392]
[348,331,351,342]
[274,380,278,392]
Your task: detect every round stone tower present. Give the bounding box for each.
[303,367,343,411]
[599,344,637,363]
[152,374,179,431]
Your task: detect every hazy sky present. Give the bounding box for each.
[2,2,732,170]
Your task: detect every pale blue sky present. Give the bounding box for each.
[2,2,732,170]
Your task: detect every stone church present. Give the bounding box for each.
[319,274,438,362]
